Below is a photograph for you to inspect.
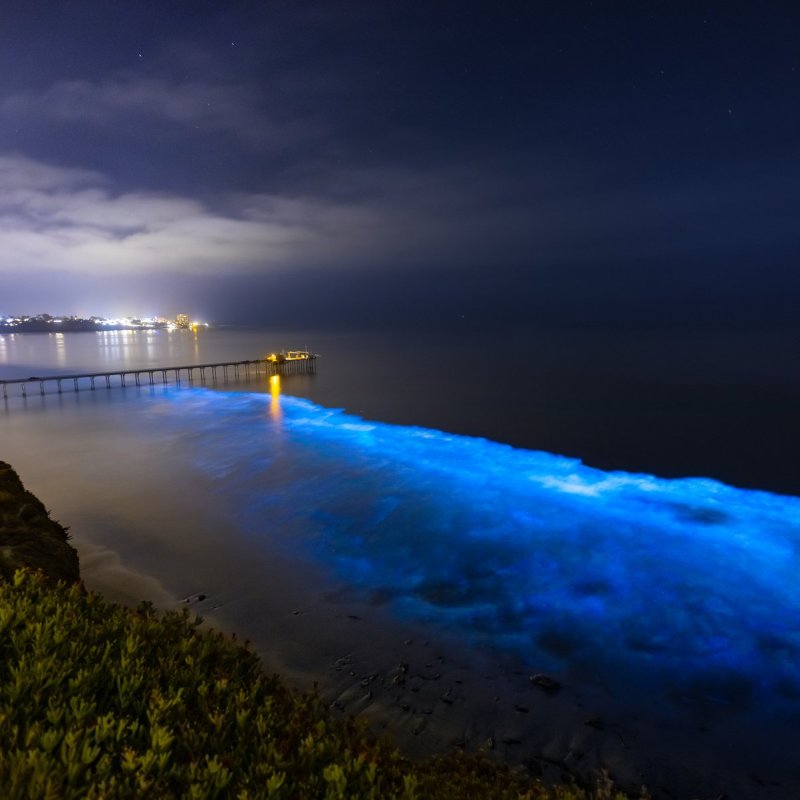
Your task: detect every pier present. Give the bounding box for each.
[1,355,317,399]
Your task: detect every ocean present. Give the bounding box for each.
[3,324,799,494]
[2,325,799,798]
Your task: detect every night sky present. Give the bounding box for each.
[1,2,798,330]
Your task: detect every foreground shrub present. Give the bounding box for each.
[0,570,635,799]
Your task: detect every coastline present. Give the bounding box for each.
[70,530,649,793]
[73,529,800,800]
[4,377,800,800]
[0,462,639,793]
[0,459,637,799]
[4,377,800,798]
[4,457,800,798]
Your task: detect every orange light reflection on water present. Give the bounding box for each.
[269,374,282,421]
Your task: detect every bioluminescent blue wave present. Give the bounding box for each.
[161,388,800,714]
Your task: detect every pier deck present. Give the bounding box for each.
[1,355,316,399]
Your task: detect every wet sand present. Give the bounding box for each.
[77,538,180,608]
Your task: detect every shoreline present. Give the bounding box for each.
[72,532,645,790]
[4,382,800,799]
[71,530,800,800]
[4,454,800,798]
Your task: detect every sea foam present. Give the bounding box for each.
[163,388,800,715]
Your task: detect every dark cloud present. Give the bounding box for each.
[3,79,273,145]
[0,2,798,329]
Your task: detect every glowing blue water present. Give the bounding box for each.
[164,388,800,716]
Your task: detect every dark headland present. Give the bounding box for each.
[0,461,80,583]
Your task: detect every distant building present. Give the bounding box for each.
[175,314,190,328]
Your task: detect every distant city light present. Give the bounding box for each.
[0,312,210,331]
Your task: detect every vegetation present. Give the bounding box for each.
[0,571,642,799]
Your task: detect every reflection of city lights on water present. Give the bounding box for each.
[54,332,66,366]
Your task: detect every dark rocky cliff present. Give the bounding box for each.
[0,461,80,583]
